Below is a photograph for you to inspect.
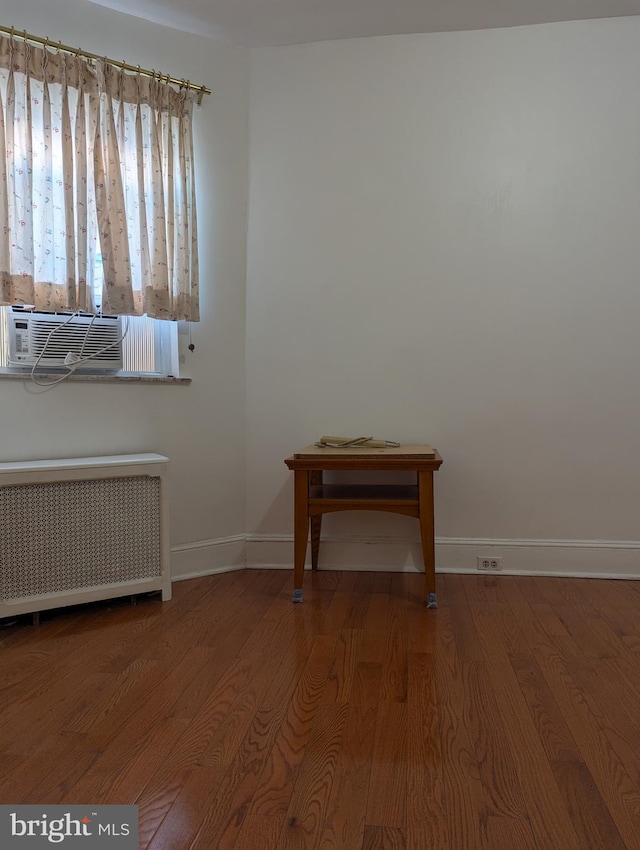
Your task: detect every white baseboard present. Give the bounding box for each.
[171,535,246,581]
[169,534,640,582]
[245,534,640,580]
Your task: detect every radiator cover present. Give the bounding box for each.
[0,454,171,618]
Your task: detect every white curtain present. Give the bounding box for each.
[0,36,199,321]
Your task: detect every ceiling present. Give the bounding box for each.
[87,0,640,46]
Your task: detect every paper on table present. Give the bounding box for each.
[315,435,400,449]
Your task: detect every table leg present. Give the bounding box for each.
[418,470,437,609]
[310,515,322,570]
[293,469,309,602]
[309,471,323,571]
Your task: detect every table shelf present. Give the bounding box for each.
[309,484,419,503]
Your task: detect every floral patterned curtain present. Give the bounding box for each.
[0,35,199,321]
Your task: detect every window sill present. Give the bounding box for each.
[0,369,191,385]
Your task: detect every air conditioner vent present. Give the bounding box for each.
[8,309,123,371]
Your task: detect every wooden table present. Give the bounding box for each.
[284,445,443,607]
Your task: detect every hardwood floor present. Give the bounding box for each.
[1,569,640,849]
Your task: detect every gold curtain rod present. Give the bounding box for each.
[0,24,211,105]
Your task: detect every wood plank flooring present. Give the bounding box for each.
[1,569,640,849]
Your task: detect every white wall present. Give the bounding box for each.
[0,0,250,577]
[246,18,640,577]
[4,9,640,582]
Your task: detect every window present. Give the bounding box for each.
[0,33,199,380]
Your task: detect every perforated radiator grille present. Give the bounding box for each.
[0,476,161,601]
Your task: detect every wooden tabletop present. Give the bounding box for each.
[285,445,442,471]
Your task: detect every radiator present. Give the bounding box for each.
[0,453,171,619]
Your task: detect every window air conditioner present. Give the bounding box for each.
[7,308,123,372]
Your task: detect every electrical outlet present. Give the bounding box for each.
[477,557,503,572]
